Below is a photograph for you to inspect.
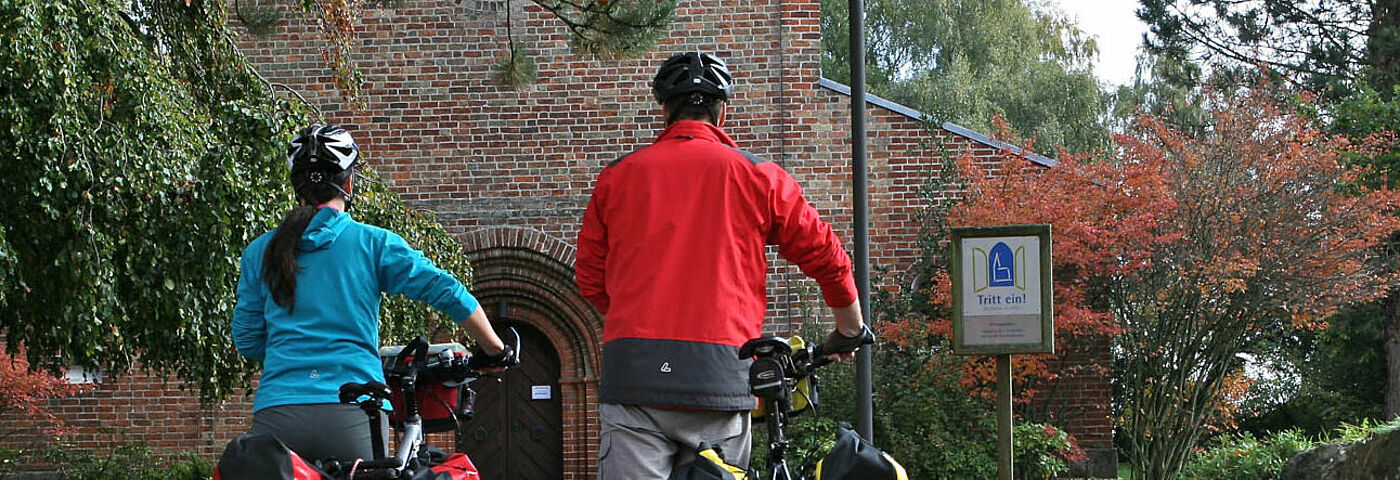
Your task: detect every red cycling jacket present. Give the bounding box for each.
[575,120,857,410]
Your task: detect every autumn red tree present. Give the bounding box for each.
[0,345,88,462]
[881,115,1166,412]
[1109,89,1399,479]
[888,86,1400,479]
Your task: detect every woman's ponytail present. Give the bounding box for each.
[262,204,319,309]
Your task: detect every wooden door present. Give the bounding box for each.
[459,322,563,479]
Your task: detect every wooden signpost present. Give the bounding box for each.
[951,225,1053,480]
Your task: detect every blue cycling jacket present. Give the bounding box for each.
[233,206,479,412]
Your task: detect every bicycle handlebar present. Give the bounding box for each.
[376,326,522,386]
[739,325,876,381]
[807,325,876,370]
[466,326,522,370]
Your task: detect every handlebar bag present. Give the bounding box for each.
[382,348,472,433]
[814,425,908,480]
[214,432,328,480]
[750,336,814,420]
[388,375,469,433]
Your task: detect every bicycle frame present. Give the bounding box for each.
[331,337,445,479]
[330,328,518,480]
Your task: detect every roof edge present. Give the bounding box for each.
[816,77,1058,167]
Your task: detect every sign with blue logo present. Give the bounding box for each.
[951,225,1053,355]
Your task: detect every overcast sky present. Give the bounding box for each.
[1051,0,1149,87]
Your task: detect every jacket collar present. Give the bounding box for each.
[656,120,738,148]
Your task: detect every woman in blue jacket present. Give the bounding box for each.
[232,124,508,462]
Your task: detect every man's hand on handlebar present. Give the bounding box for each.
[818,301,871,363]
[819,324,875,364]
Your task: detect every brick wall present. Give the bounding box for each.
[6,0,1115,477]
[0,368,252,463]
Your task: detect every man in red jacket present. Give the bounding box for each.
[575,51,869,479]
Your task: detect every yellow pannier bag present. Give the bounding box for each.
[668,442,748,480]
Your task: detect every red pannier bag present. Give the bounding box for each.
[408,447,481,480]
[214,432,328,480]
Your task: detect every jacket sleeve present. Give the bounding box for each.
[376,232,480,322]
[232,245,268,362]
[764,164,859,307]
[575,171,611,314]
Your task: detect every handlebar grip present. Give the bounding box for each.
[808,345,835,370]
[803,325,876,371]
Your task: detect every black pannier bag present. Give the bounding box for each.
[814,424,908,480]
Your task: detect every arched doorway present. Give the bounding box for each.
[459,321,562,479]
[458,227,604,478]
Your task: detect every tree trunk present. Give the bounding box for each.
[1368,0,1400,419]
[1388,294,1400,420]
[1370,0,1400,97]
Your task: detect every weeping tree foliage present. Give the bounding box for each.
[821,0,1110,154]
[0,0,473,404]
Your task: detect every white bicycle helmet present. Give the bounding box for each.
[287,124,358,174]
[286,124,359,204]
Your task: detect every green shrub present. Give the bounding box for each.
[1014,423,1085,480]
[1179,417,1400,480]
[1330,417,1400,443]
[41,442,211,480]
[1179,430,1311,480]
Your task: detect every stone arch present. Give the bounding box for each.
[458,226,602,477]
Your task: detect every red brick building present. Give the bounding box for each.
[4,0,1115,477]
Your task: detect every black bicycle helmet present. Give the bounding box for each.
[651,52,733,104]
[287,124,358,174]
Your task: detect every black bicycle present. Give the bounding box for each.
[737,326,874,480]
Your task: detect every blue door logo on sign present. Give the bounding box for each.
[971,241,1027,293]
[989,242,1015,287]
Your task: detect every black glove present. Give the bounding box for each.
[467,343,520,370]
[820,324,875,356]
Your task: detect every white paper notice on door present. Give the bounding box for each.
[531,385,551,400]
